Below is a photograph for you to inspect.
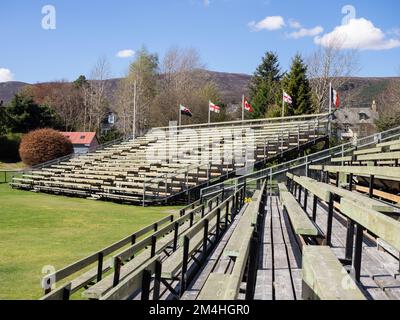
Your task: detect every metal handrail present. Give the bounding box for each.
[199,125,400,198]
[153,112,329,130]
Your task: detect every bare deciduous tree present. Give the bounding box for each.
[306,38,360,112]
[87,56,111,133]
[153,47,217,126]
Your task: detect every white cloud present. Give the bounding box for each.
[288,26,324,39]
[0,68,14,82]
[314,18,400,50]
[288,19,302,29]
[203,0,210,7]
[248,16,285,31]
[116,49,135,58]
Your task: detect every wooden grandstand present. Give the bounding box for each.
[11,114,328,205]
[38,125,400,300]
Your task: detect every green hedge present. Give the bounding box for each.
[0,133,22,162]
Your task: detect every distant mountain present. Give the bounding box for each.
[0,72,398,113]
[0,81,29,104]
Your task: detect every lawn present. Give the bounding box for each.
[0,183,180,300]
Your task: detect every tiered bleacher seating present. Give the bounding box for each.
[11,114,328,205]
[40,187,244,300]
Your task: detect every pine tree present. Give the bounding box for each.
[282,54,313,116]
[249,52,282,118]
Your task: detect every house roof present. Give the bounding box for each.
[61,132,97,146]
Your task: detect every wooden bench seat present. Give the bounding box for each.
[279,185,319,237]
[302,246,366,300]
[353,147,382,156]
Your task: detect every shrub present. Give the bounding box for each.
[19,129,73,166]
[0,133,23,162]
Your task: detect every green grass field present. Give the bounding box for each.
[0,183,180,300]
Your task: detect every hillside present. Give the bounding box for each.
[0,81,29,103]
[0,72,398,113]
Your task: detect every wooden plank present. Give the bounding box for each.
[331,156,353,163]
[341,199,400,252]
[322,165,400,181]
[377,139,400,148]
[197,274,231,300]
[312,181,396,213]
[83,219,192,299]
[353,147,382,156]
[42,215,172,285]
[292,175,331,202]
[356,185,400,204]
[100,256,159,300]
[40,283,71,300]
[357,151,400,162]
[302,246,366,300]
[281,192,319,236]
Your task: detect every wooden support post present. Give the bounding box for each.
[303,189,308,214]
[190,211,194,227]
[202,219,209,263]
[312,195,318,222]
[225,204,229,228]
[180,236,190,296]
[153,261,162,300]
[112,257,122,287]
[141,270,151,300]
[369,175,375,198]
[216,208,221,239]
[345,219,355,262]
[352,223,365,283]
[325,193,334,246]
[245,235,258,300]
[97,252,103,282]
[173,222,179,251]
[151,236,157,257]
[298,185,302,203]
[349,173,353,191]
[336,172,340,187]
[231,194,236,218]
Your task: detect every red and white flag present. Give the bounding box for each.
[244,97,253,112]
[209,101,220,113]
[283,91,292,104]
[180,104,193,117]
[331,88,340,109]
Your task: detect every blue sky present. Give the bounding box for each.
[0,0,399,83]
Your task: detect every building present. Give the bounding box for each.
[332,100,379,140]
[61,132,99,154]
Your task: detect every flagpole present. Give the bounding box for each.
[241,95,245,121]
[328,82,332,135]
[179,105,181,127]
[208,100,211,124]
[282,91,285,118]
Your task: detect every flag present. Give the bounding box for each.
[244,97,253,112]
[283,91,293,104]
[209,101,220,113]
[180,105,192,117]
[331,87,340,109]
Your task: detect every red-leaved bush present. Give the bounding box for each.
[19,129,73,166]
